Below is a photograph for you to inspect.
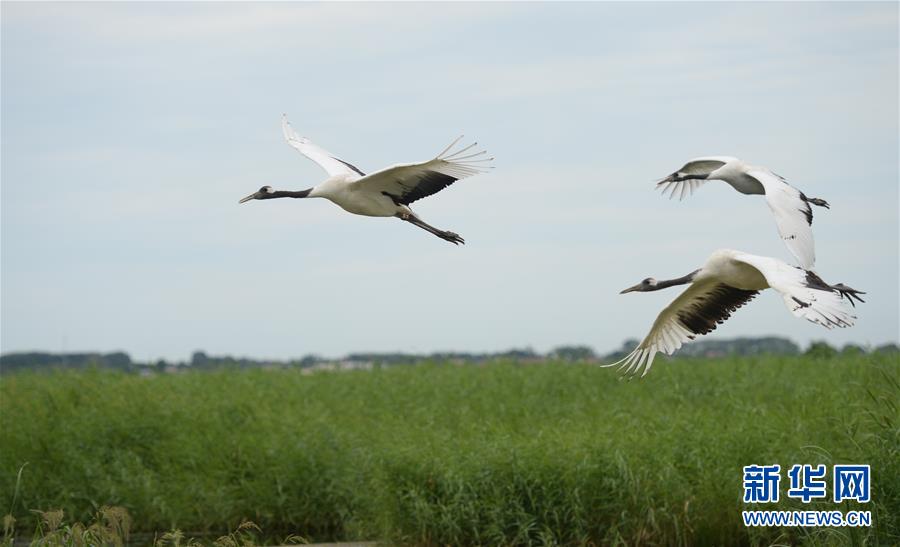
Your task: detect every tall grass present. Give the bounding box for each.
[1,354,897,545]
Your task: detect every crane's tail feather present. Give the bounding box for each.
[435,135,465,159]
[599,346,658,379]
[434,137,494,174]
[443,141,479,159]
[656,178,703,201]
[446,149,490,162]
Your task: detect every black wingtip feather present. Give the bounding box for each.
[397,171,459,206]
[676,285,759,336]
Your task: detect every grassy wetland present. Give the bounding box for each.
[1,354,898,546]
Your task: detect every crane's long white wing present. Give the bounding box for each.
[732,253,856,329]
[602,281,759,378]
[350,137,492,205]
[281,115,365,178]
[749,169,816,270]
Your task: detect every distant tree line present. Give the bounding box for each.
[0,352,133,374]
[1,338,897,374]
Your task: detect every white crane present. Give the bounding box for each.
[603,249,864,378]
[657,157,830,269]
[240,115,493,244]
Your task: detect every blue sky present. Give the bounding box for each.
[2,2,897,362]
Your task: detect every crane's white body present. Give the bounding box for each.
[659,156,823,269]
[607,249,860,378]
[691,249,765,287]
[307,174,403,217]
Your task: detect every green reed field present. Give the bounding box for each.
[1,354,898,546]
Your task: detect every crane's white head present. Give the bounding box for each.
[239,186,275,203]
[620,277,658,294]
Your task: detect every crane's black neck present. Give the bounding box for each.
[674,173,709,183]
[652,269,700,291]
[261,188,312,199]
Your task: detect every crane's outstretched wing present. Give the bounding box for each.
[749,169,817,270]
[656,159,728,200]
[350,137,492,206]
[281,115,365,178]
[602,281,759,378]
[732,253,858,329]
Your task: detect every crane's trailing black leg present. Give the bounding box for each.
[831,283,865,307]
[397,213,465,245]
[807,197,830,209]
[804,271,865,306]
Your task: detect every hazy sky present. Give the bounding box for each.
[2,2,897,362]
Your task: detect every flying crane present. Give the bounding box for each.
[605,249,864,378]
[240,115,493,245]
[658,157,830,269]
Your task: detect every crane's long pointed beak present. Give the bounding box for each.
[620,284,642,294]
[239,192,258,204]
